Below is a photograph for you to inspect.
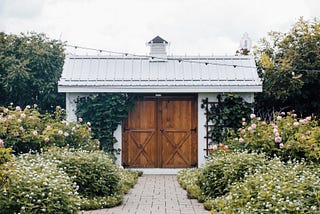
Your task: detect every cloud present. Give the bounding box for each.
[0,0,44,19]
[0,0,319,55]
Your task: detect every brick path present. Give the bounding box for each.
[82,175,209,214]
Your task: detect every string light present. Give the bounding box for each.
[66,44,320,72]
[65,44,256,69]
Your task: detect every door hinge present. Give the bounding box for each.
[190,128,197,132]
[122,163,130,168]
[124,127,130,132]
[191,163,198,167]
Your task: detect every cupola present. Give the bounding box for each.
[147,36,168,62]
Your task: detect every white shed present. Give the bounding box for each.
[59,36,262,173]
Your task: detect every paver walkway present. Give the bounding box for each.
[82,175,209,214]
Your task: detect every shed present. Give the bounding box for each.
[58,36,262,173]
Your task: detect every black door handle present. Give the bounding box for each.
[160,128,164,132]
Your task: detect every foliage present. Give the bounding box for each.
[208,159,320,213]
[0,154,80,213]
[198,151,267,198]
[228,112,320,162]
[0,146,13,193]
[43,148,140,210]
[254,17,320,117]
[44,149,121,198]
[177,169,205,201]
[201,94,252,145]
[0,105,98,154]
[117,169,141,194]
[76,93,136,153]
[0,32,65,112]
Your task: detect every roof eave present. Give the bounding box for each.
[58,85,263,93]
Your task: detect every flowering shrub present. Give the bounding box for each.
[199,151,267,198]
[44,149,121,196]
[177,169,205,201]
[228,112,320,162]
[208,159,320,213]
[0,146,13,192]
[0,105,98,154]
[0,154,80,213]
[43,148,140,210]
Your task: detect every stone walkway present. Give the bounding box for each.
[82,175,209,214]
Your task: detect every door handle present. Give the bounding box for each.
[160,128,164,132]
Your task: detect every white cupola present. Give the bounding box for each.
[240,32,252,51]
[147,36,168,62]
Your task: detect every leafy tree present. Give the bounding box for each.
[254,17,320,118]
[0,32,65,111]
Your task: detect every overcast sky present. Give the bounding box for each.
[0,0,319,55]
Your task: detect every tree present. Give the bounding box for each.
[0,32,65,111]
[254,17,320,117]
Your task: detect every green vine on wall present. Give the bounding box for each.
[202,94,253,145]
[76,93,136,154]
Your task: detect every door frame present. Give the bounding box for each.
[122,93,198,168]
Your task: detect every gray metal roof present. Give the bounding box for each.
[58,55,262,93]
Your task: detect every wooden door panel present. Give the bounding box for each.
[123,97,197,168]
[123,100,157,168]
[160,100,195,168]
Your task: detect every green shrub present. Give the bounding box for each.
[45,149,121,197]
[209,159,320,213]
[117,169,140,194]
[43,148,133,210]
[0,146,13,192]
[0,154,80,213]
[177,169,205,201]
[199,151,267,198]
[228,112,320,162]
[0,105,98,154]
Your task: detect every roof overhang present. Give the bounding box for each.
[58,85,262,93]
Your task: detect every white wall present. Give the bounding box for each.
[65,92,90,122]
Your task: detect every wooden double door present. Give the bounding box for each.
[122,95,198,168]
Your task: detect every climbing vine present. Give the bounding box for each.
[202,94,253,145]
[76,93,136,154]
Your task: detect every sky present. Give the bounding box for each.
[0,0,319,56]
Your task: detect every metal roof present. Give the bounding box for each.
[58,55,262,93]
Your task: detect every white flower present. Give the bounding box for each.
[78,117,83,122]
[86,122,91,126]
[250,114,256,119]
[0,139,4,147]
[64,132,69,137]
[32,131,38,136]
[58,130,63,135]
[44,137,50,143]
